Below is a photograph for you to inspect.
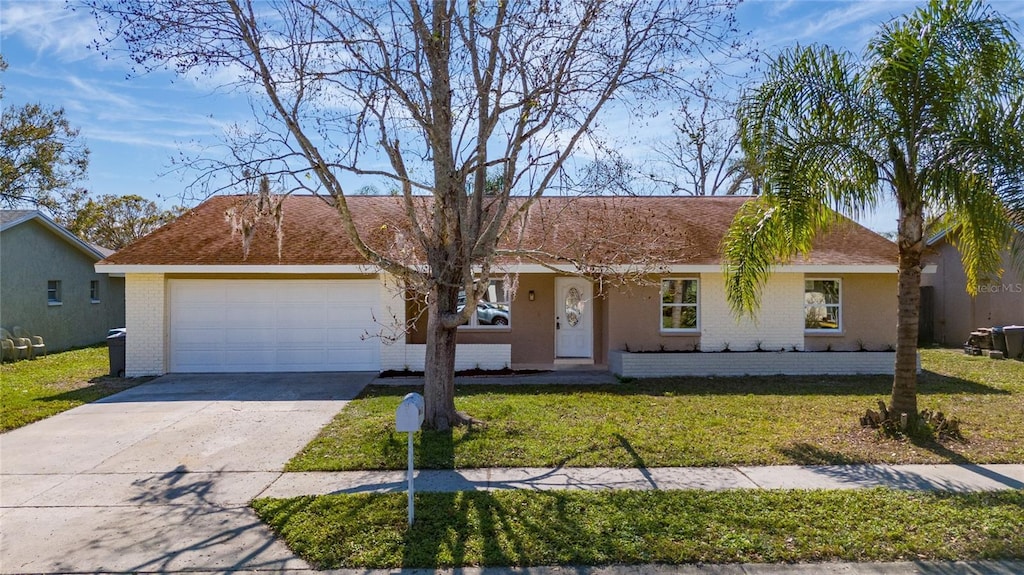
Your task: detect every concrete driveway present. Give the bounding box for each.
[0,372,374,574]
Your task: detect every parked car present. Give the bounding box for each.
[456,300,509,326]
[475,302,509,325]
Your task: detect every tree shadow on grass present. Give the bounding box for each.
[255,488,1024,570]
[779,442,1024,491]
[399,491,594,569]
[777,442,870,465]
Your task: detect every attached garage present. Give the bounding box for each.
[168,278,381,372]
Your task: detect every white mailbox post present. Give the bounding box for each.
[395,392,424,526]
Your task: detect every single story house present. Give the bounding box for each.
[921,230,1023,346]
[1,210,125,352]
[96,195,902,377]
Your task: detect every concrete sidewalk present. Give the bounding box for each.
[260,463,1024,498]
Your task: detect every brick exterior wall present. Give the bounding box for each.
[699,272,805,352]
[125,273,165,376]
[382,343,512,371]
[610,350,907,377]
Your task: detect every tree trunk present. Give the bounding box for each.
[423,283,461,430]
[891,199,924,418]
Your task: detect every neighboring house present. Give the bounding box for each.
[96,195,901,377]
[1,210,126,353]
[921,230,1024,346]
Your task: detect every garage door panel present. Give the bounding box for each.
[222,350,277,368]
[328,326,370,342]
[276,310,325,328]
[175,328,227,346]
[326,307,374,322]
[275,348,327,366]
[176,306,227,326]
[278,328,327,345]
[224,305,274,325]
[170,279,381,372]
[172,350,226,370]
[222,328,276,345]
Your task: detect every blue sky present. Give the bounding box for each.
[2,0,1022,233]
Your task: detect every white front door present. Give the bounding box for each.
[554,277,593,359]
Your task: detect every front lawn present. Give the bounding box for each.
[0,346,146,431]
[253,489,1024,569]
[287,348,1024,470]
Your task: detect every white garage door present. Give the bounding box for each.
[169,279,381,372]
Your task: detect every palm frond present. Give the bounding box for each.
[722,195,836,317]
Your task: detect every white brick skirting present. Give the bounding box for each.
[610,350,912,378]
[381,342,512,372]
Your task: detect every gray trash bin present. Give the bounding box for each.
[1002,325,1024,360]
[107,330,126,377]
[991,326,1008,355]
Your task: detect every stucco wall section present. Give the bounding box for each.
[804,274,898,351]
[923,241,1024,345]
[0,220,122,351]
[125,274,166,376]
[404,274,557,364]
[379,274,513,371]
[605,281,700,353]
[700,272,805,352]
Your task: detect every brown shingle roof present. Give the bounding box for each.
[101,195,896,267]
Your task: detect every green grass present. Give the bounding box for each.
[253,489,1024,569]
[0,346,145,431]
[287,348,1024,470]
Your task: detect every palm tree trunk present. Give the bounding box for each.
[891,200,924,418]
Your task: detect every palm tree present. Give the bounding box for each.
[723,0,1024,421]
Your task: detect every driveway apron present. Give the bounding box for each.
[0,372,373,574]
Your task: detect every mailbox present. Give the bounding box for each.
[395,392,425,525]
[396,392,425,432]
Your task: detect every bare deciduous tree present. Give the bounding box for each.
[649,80,756,196]
[86,0,740,429]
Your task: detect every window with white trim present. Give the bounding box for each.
[47,280,62,305]
[805,279,841,331]
[660,278,698,331]
[90,280,101,303]
[458,279,511,328]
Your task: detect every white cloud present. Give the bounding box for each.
[1,1,104,63]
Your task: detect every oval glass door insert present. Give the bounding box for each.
[565,286,583,327]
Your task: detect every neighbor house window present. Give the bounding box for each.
[90,280,100,303]
[661,278,699,331]
[47,280,62,305]
[458,279,511,328]
[805,279,841,331]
